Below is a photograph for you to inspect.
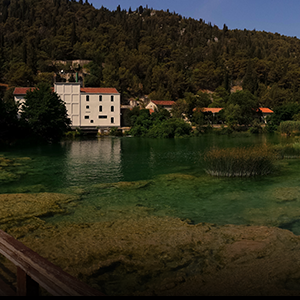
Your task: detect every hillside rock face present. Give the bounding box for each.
[9,211,300,296]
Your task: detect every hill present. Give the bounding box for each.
[1,0,300,108]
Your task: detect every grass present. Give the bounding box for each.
[204,145,277,177]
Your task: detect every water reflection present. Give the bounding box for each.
[62,138,123,186]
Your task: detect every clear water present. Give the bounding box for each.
[2,134,300,234]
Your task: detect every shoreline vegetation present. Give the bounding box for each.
[204,146,277,177]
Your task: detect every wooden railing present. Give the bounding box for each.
[0,230,105,296]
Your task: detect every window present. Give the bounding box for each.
[99,95,102,101]
[111,106,114,112]
[90,120,94,123]
[86,95,89,101]
[85,116,89,119]
[99,106,102,112]
[111,117,114,123]
[111,96,114,102]
[86,105,89,109]
[99,116,108,119]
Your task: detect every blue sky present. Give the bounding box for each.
[90,0,300,38]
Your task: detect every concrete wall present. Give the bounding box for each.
[55,83,121,128]
[55,83,81,127]
[80,93,121,127]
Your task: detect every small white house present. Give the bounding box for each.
[13,83,121,129]
[145,100,175,113]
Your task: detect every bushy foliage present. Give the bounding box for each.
[279,121,300,136]
[0,93,19,144]
[127,106,191,138]
[266,104,300,131]
[21,82,71,142]
[204,146,277,177]
[223,91,260,129]
[147,118,192,138]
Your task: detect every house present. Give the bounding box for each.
[145,100,175,113]
[258,108,274,124]
[13,83,121,129]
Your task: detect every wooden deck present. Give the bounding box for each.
[0,230,105,296]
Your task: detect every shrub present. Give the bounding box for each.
[273,143,300,159]
[147,118,192,138]
[110,127,123,136]
[279,121,300,136]
[204,146,277,177]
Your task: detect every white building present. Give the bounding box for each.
[13,83,121,129]
[145,100,175,113]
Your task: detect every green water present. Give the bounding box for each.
[2,134,300,234]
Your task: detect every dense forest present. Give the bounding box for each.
[2,0,300,110]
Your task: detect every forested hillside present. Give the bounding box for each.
[1,0,300,108]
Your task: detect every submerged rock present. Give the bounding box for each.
[0,193,79,227]
[0,156,31,183]
[159,173,197,181]
[92,180,153,190]
[8,211,300,296]
[273,187,300,203]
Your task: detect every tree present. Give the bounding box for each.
[6,62,34,87]
[21,83,71,142]
[242,59,258,94]
[0,91,19,144]
[224,90,260,129]
[171,99,188,119]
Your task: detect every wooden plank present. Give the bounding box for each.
[17,267,39,296]
[0,230,105,296]
[0,277,16,296]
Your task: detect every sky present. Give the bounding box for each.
[89,0,300,38]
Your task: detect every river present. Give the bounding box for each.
[1,134,300,233]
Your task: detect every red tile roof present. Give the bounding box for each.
[259,108,274,113]
[13,87,55,95]
[151,100,175,106]
[193,107,274,114]
[193,107,223,113]
[13,87,35,95]
[80,88,119,94]
[14,87,119,95]
[202,108,223,113]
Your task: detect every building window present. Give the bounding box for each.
[86,95,89,101]
[86,105,89,109]
[85,116,89,119]
[111,117,114,123]
[111,96,114,102]
[99,95,102,101]
[90,120,94,123]
[99,106,102,112]
[99,116,108,119]
[111,106,114,112]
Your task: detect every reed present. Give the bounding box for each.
[204,146,277,177]
[273,143,300,159]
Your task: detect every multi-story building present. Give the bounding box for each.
[13,83,121,129]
